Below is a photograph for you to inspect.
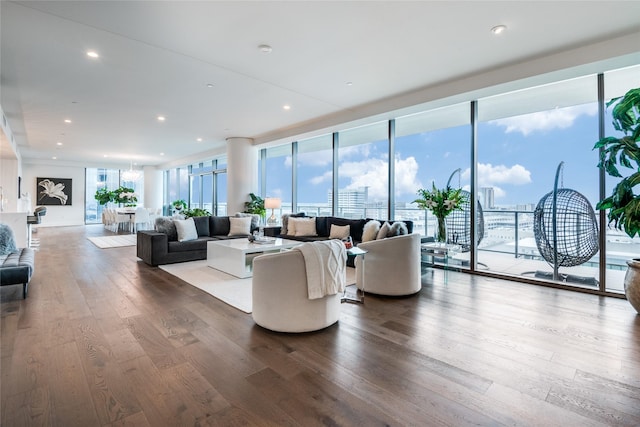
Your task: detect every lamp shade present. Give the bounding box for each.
[264,197,281,209]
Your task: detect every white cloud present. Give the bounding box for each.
[310,170,332,185]
[340,155,422,201]
[461,163,531,199]
[490,104,597,136]
[298,150,333,167]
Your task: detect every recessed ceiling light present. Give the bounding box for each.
[206,83,214,88]
[157,115,166,122]
[491,25,507,35]
[283,105,291,110]
[258,44,273,54]
[346,81,353,86]
[64,119,72,123]
[52,156,57,160]
[56,142,63,146]
[160,152,165,156]
[87,50,99,58]
[104,154,108,158]
[196,137,203,142]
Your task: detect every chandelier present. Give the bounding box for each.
[121,160,141,182]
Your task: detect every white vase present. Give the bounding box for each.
[624,259,640,314]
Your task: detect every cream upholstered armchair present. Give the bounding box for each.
[355,232,422,296]
[252,249,342,333]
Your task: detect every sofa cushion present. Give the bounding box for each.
[155,216,178,241]
[291,217,317,237]
[362,220,381,242]
[228,217,251,236]
[376,222,390,240]
[328,217,366,242]
[235,212,261,230]
[168,239,207,253]
[329,224,350,240]
[192,216,210,237]
[174,218,198,242]
[315,216,330,237]
[209,216,230,236]
[388,221,408,237]
[281,212,305,235]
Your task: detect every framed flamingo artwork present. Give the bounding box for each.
[36,177,72,205]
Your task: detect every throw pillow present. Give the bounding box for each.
[281,212,305,235]
[291,217,317,237]
[329,224,350,240]
[209,216,230,236]
[235,212,260,230]
[388,221,408,237]
[362,220,381,242]
[228,216,252,236]
[376,222,390,240]
[155,216,178,241]
[0,224,17,255]
[192,216,210,237]
[174,218,198,242]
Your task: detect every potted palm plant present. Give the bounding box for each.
[594,87,640,313]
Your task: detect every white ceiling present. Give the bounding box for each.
[1,1,639,168]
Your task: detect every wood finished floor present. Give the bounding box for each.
[1,225,639,426]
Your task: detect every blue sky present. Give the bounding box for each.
[266,102,612,208]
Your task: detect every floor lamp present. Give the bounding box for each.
[264,197,281,226]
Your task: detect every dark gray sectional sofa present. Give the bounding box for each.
[137,214,413,267]
[137,215,258,266]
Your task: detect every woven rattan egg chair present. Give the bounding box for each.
[531,162,599,285]
[445,169,485,252]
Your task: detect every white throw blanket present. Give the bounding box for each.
[294,240,347,300]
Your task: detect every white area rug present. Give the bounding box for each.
[159,260,253,313]
[88,234,137,249]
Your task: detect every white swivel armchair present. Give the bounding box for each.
[355,232,422,296]
[252,249,342,333]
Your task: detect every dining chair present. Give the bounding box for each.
[134,207,150,232]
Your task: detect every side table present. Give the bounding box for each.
[421,242,461,284]
[342,246,367,304]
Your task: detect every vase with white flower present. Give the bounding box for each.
[414,184,463,243]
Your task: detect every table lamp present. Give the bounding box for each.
[264,197,281,226]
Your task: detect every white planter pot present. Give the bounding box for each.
[624,259,640,314]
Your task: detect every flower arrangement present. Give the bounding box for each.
[113,186,138,207]
[414,184,463,242]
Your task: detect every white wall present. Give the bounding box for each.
[22,163,86,227]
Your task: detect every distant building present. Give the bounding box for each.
[480,187,494,209]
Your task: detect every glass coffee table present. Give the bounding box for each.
[207,238,301,278]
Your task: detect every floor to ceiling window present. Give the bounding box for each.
[395,103,471,247]
[603,65,640,293]
[477,75,601,290]
[337,121,389,219]
[264,145,292,215]
[296,134,333,217]
[85,168,120,224]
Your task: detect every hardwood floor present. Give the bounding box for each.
[1,225,639,426]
